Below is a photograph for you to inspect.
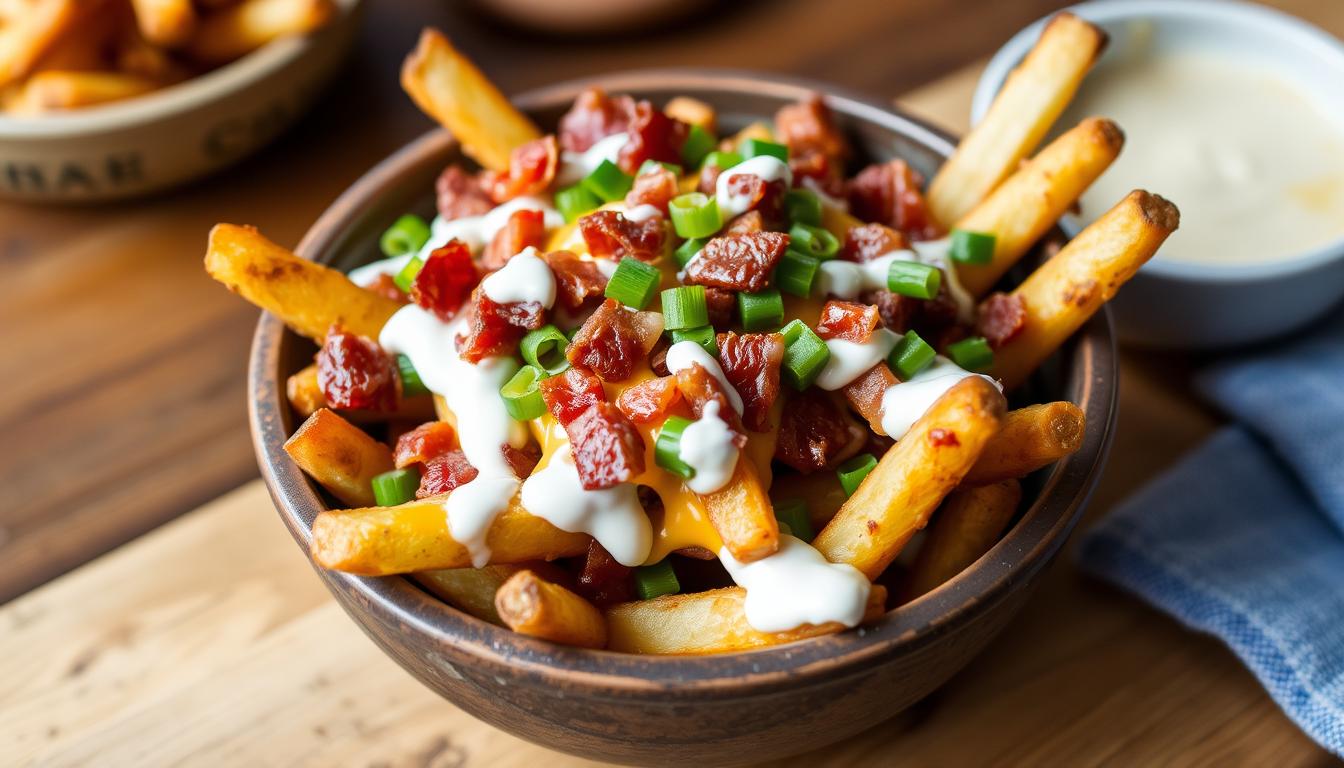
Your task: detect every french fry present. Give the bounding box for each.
[7,70,161,113]
[416,562,568,625]
[187,0,334,65]
[812,377,1005,579]
[0,0,82,87]
[965,401,1085,485]
[287,364,324,417]
[956,117,1125,297]
[495,569,608,649]
[311,497,590,575]
[992,190,1179,389]
[283,408,394,507]
[285,363,436,422]
[927,13,1107,225]
[768,471,847,534]
[400,28,541,173]
[605,585,887,655]
[130,0,197,48]
[30,13,112,72]
[664,95,716,133]
[700,459,779,563]
[204,224,402,343]
[903,480,1022,601]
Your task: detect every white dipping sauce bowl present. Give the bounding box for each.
[0,0,361,204]
[973,0,1344,348]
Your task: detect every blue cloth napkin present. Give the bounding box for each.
[1077,307,1344,756]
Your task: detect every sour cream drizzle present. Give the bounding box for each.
[664,340,744,415]
[715,156,793,219]
[519,445,652,567]
[816,328,899,391]
[480,247,556,308]
[719,536,871,633]
[555,133,629,186]
[879,355,1000,440]
[678,401,741,495]
[815,239,975,321]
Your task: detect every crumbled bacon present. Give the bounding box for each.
[578,209,666,263]
[502,442,542,478]
[455,291,543,363]
[568,401,646,489]
[774,389,864,473]
[567,299,663,382]
[364,273,408,303]
[723,210,765,236]
[861,289,919,333]
[411,240,479,322]
[574,541,635,607]
[558,87,635,153]
[715,332,783,432]
[625,164,679,214]
[435,165,493,221]
[842,364,898,434]
[913,280,960,338]
[480,209,547,272]
[316,328,398,411]
[815,300,881,343]
[697,158,724,195]
[704,287,737,328]
[976,292,1027,349]
[775,94,849,162]
[847,159,944,241]
[789,150,845,199]
[842,223,907,263]
[416,450,478,499]
[718,172,787,229]
[394,422,459,468]
[483,136,558,204]
[543,249,608,311]
[673,362,745,435]
[539,367,607,427]
[617,101,688,175]
[682,231,788,293]
[615,376,682,424]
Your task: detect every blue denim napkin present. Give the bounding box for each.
[1077,307,1344,756]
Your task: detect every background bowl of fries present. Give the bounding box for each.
[0,0,361,203]
[249,71,1119,766]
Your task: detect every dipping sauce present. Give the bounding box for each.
[1058,49,1344,266]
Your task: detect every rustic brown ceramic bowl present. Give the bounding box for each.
[249,71,1116,767]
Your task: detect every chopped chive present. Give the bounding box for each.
[393,255,424,293]
[396,354,428,398]
[582,159,634,202]
[669,192,722,239]
[740,138,788,162]
[638,159,681,177]
[654,416,695,479]
[605,257,661,310]
[661,285,708,330]
[635,559,680,600]
[837,453,877,497]
[500,365,546,420]
[788,222,840,259]
[371,467,420,506]
[520,325,570,375]
[670,325,718,357]
[949,229,996,265]
[779,318,830,390]
[700,149,741,172]
[775,250,820,297]
[379,214,431,258]
[773,498,814,543]
[680,125,716,169]
[555,184,602,223]
[948,336,994,372]
[887,260,942,300]
[675,237,708,268]
[888,330,936,379]
[738,287,784,331]
[785,188,823,226]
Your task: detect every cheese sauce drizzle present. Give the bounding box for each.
[719,535,871,633]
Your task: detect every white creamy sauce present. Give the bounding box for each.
[555,133,630,186]
[816,328,899,391]
[519,445,652,567]
[677,401,741,495]
[624,203,663,223]
[1058,49,1344,264]
[814,243,973,321]
[480,247,556,308]
[719,535,871,633]
[715,155,793,219]
[878,356,1000,440]
[379,307,529,566]
[664,340,744,415]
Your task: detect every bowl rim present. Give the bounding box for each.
[0,0,361,138]
[250,68,1118,696]
[971,0,1344,284]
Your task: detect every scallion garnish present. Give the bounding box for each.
[582,159,634,202]
[788,222,840,260]
[604,257,661,310]
[669,192,722,239]
[949,228,996,265]
[888,330,936,379]
[680,125,716,169]
[661,285,709,331]
[700,149,741,172]
[779,318,830,390]
[670,325,718,357]
[520,325,570,375]
[785,188,823,227]
[638,159,682,177]
[775,250,820,297]
[393,255,424,293]
[555,183,602,223]
[654,416,695,479]
[740,138,788,162]
[887,260,942,300]
[371,467,420,507]
[500,365,546,420]
[634,559,681,600]
[379,214,431,258]
[948,336,994,372]
[675,237,708,269]
[773,498,814,542]
[737,287,784,331]
[837,453,878,497]
[396,354,428,398]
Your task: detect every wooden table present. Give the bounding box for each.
[4,1,1341,765]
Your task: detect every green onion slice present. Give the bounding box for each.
[949,228,996,265]
[773,498,814,543]
[379,214,431,258]
[680,125,716,169]
[670,325,718,357]
[779,318,830,390]
[675,237,708,269]
[655,416,696,479]
[837,453,878,497]
[948,336,994,372]
[555,184,602,223]
[669,192,723,239]
[638,159,681,177]
[785,188,823,227]
[740,138,788,162]
[582,159,634,202]
[788,222,840,259]
[393,255,424,293]
[500,365,546,421]
[775,249,820,298]
[888,330,936,380]
[661,285,709,331]
[635,559,681,600]
[605,257,661,310]
[520,325,570,375]
[700,149,741,172]
[371,467,420,507]
[396,354,428,398]
[737,287,784,332]
[887,260,942,300]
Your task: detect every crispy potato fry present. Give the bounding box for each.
[0,0,83,87]
[768,470,847,533]
[7,70,160,113]
[285,362,436,422]
[605,584,887,655]
[992,190,1179,389]
[965,401,1085,485]
[287,363,324,417]
[130,0,196,48]
[188,0,334,65]
[416,562,568,625]
[664,95,716,133]
[700,459,779,563]
[204,224,402,343]
[400,28,541,173]
[903,480,1022,601]
[812,377,1006,579]
[311,496,590,575]
[30,13,112,72]
[284,408,394,507]
[495,569,608,649]
[956,117,1124,297]
[927,13,1107,225]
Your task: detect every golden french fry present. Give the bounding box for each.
[495,569,608,649]
[965,401,1085,485]
[927,13,1107,225]
[605,585,887,655]
[287,364,324,417]
[400,28,541,173]
[992,190,1179,389]
[416,562,568,625]
[283,408,394,507]
[768,466,847,532]
[956,117,1125,297]
[188,0,334,64]
[204,224,402,343]
[7,70,161,113]
[30,13,112,72]
[903,480,1022,600]
[130,0,196,48]
[311,497,590,575]
[700,459,779,563]
[664,95,715,133]
[812,377,1006,579]
[0,0,82,87]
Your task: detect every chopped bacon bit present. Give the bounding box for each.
[578,209,666,263]
[625,164,679,214]
[617,101,688,175]
[575,541,634,607]
[716,332,783,432]
[719,173,787,228]
[976,292,1028,349]
[775,94,849,162]
[774,389,864,473]
[364,273,408,303]
[568,299,664,382]
[913,280,960,338]
[394,422,459,468]
[435,165,493,221]
[842,364,898,434]
[815,300,881,343]
[317,328,398,411]
[416,450,478,498]
[411,240,480,322]
[558,87,635,153]
[543,249,608,311]
[649,344,670,377]
[568,401,646,490]
[789,150,845,199]
[929,428,960,447]
[861,289,919,333]
[842,223,907,263]
[847,159,944,241]
[615,375,682,424]
[673,362,745,435]
[502,442,542,478]
[539,367,607,427]
[483,136,559,204]
[683,231,789,293]
[480,209,547,272]
[704,287,737,328]
[723,210,765,236]
[932,323,970,353]
[696,159,724,195]
[455,291,543,363]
